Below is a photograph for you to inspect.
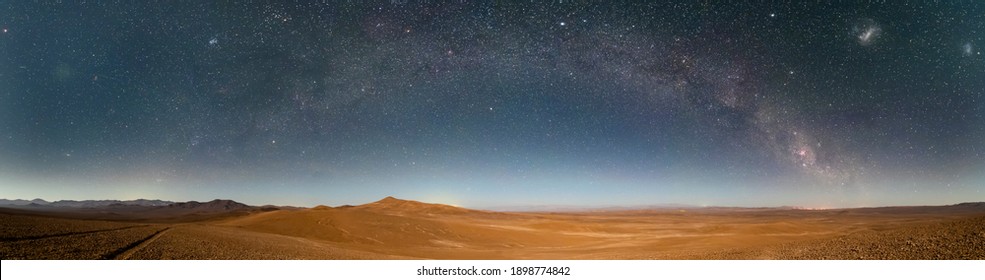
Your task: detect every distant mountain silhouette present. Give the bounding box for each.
[167,199,252,211]
[484,203,699,212]
[953,202,985,208]
[53,199,174,208]
[0,198,49,206]
[0,198,173,208]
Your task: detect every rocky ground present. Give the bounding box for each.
[0,213,142,240]
[688,215,985,259]
[0,225,167,259]
[124,224,397,260]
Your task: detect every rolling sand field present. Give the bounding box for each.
[1,197,983,260]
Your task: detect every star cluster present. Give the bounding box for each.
[0,1,982,208]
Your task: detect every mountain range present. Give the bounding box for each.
[0,198,174,208]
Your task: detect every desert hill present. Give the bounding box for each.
[351,196,475,215]
[311,205,333,210]
[219,197,590,258]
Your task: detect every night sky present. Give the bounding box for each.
[1,1,983,208]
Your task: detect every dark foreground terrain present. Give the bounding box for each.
[1,198,983,259]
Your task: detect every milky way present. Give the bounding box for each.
[0,1,983,208]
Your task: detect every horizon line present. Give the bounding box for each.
[2,196,982,211]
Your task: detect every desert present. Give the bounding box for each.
[1,197,983,260]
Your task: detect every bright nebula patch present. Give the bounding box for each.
[853,19,882,46]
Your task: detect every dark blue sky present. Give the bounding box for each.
[1,1,983,208]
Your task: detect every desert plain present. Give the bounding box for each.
[1,197,983,260]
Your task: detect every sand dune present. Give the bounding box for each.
[1,198,983,259]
